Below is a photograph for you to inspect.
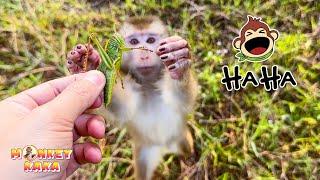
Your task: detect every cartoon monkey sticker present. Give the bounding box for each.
[23,145,37,162]
[233,15,279,62]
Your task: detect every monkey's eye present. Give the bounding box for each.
[130,38,139,45]
[246,32,253,36]
[146,37,156,44]
[259,30,265,33]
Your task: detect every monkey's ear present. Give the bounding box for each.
[233,37,241,49]
[270,29,279,41]
[247,15,254,21]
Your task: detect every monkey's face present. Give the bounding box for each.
[123,32,164,80]
[26,147,32,153]
[240,28,275,57]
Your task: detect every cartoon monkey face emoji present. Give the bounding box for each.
[26,147,32,153]
[23,145,37,162]
[233,15,279,62]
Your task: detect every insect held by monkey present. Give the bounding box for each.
[66,16,198,180]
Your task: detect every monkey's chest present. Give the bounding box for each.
[128,95,184,145]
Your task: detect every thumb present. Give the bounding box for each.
[41,70,105,123]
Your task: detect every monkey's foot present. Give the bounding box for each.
[66,44,101,74]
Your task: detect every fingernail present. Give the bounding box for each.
[87,147,102,163]
[85,71,105,86]
[96,119,105,128]
[160,55,168,59]
[71,51,75,55]
[159,47,165,52]
[77,45,81,49]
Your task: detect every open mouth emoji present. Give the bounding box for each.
[233,15,279,62]
[244,37,270,55]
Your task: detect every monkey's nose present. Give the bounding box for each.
[140,56,150,61]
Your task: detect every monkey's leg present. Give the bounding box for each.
[179,129,196,170]
[179,129,194,156]
[134,145,163,180]
[66,44,100,74]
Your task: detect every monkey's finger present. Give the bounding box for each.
[168,58,191,72]
[73,114,105,141]
[86,44,93,51]
[66,142,102,176]
[168,59,191,80]
[157,39,188,55]
[67,59,82,74]
[74,44,88,54]
[85,44,94,52]
[87,49,101,69]
[159,35,183,46]
[67,50,81,62]
[160,48,190,66]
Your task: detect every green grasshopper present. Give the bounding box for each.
[85,33,152,107]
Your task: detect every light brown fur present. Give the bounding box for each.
[126,16,159,30]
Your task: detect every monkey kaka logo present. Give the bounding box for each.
[233,15,279,62]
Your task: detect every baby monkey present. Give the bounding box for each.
[66,16,198,180]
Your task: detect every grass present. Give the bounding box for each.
[1,0,320,179]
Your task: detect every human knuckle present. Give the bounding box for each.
[33,106,54,119]
[173,35,181,39]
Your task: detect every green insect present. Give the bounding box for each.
[86,33,152,107]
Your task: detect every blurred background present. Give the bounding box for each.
[0,0,319,179]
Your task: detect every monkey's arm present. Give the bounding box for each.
[94,76,135,126]
[175,68,198,111]
[160,68,197,156]
[156,35,198,109]
[162,68,198,114]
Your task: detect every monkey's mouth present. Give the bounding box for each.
[245,37,270,55]
[137,66,156,74]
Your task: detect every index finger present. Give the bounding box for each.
[4,73,87,112]
[159,35,183,45]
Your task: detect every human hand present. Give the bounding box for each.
[156,36,191,80]
[0,70,106,179]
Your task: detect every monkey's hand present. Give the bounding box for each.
[156,36,191,80]
[66,44,101,74]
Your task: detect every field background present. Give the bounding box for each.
[1,0,319,179]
